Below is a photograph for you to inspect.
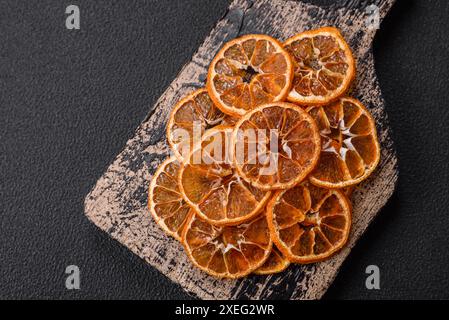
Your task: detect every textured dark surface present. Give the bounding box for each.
[0,0,448,299]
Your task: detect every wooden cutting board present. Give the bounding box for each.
[84,0,398,300]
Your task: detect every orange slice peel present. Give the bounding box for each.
[284,27,355,106]
[307,97,380,188]
[232,102,321,191]
[148,157,194,241]
[167,88,225,161]
[207,34,294,117]
[182,213,272,278]
[267,182,351,263]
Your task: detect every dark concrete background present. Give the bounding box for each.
[1,0,448,299]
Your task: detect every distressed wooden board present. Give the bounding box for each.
[84,0,398,299]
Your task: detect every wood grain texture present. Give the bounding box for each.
[84,0,398,300]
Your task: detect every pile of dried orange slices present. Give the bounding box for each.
[148,27,380,278]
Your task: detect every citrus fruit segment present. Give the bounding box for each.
[166,88,225,161]
[267,182,351,263]
[284,27,355,105]
[179,126,271,226]
[207,34,294,117]
[307,97,380,188]
[232,102,321,191]
[182,213,272,278]
[254,246,290,275]
[148,157,194,241]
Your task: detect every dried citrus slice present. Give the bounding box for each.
[179,126,271,226]
[307,97,380,188]
[148,157,194,241]
[284,27,355,105]
[182,212,272,278]
[232,102,321,191]
[207,34,294,117]
[166,88,225,161]
[254,246,290,275]
[267,182,351,263]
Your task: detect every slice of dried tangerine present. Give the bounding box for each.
[307,97,380,188]
[166,88,225,161]
[232,102,321,191]
[182,212,272,278]
[267,182,351,264]
[148,157,194,241]
[284,27,355,106]
[254,246,290,275]
[207,34,294,117]
[179,125,271,226]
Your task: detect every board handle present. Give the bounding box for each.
[332,0,396,21]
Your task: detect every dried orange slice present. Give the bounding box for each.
[232,102,321,191]
[166,88,225,161]
[254,246,290,275]
[148,157,194,241]
[179,126,271,226]
[182,213,272,278]
[207,34,294,117]
[267,182,351,264]
[307,97,380,188]
[284,27,355,105]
